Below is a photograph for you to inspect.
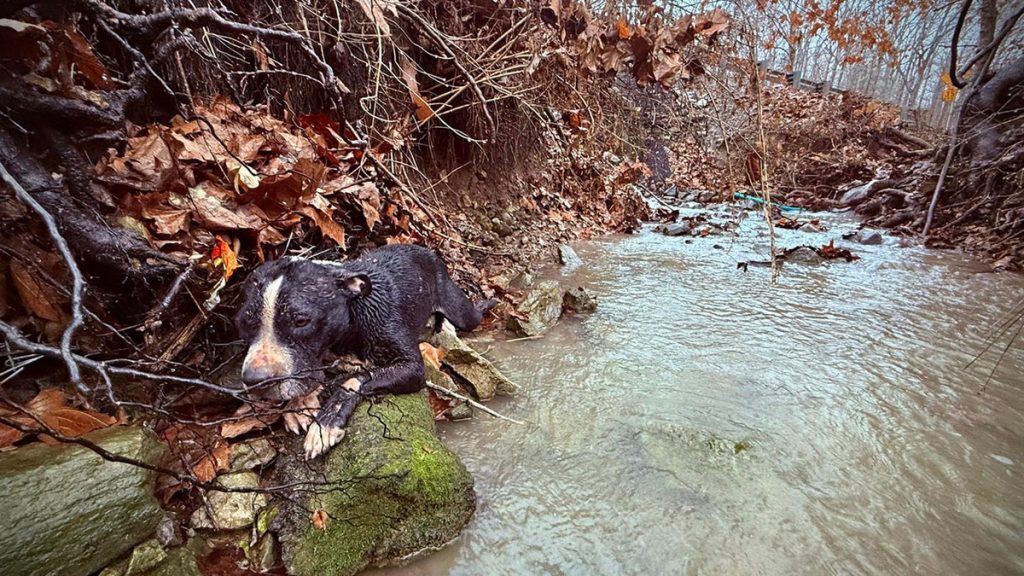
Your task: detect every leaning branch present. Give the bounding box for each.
[957,3,1024,80]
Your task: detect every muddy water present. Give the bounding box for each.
[377,206,1024,576]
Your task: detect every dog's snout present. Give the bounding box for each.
[241,364,276,387]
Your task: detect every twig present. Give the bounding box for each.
[0,161,87,392]
[957,3,1024,81]
[0,320,243,398]
[88,2,349,103]
[425,381,524,425]
[395,3,497,138]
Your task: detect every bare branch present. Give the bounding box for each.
[0,161,87,392]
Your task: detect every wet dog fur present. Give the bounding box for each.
[234,244,489,459]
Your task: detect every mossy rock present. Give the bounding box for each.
[0,426,167,576]
[280,392,475,576]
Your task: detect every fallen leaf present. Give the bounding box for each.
[616,18,631,39]
[419,343,445,368]
[220,410,279,439]
[10,260,64,323]
[58,24,113,90]
[299,206,346,248]
[210,236,239,280]
[311,509,328,530]
[1,388,117,447]
[191,441,230,483]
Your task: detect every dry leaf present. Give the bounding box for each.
[1,388,117,447]
[10,260,64,323]
[419,343,445,368]
[355,0,395,36]
[311,509,328,530]
[299,206,346,248]
[191,442,230,483]
[210,235,239,280]
[220,403,280,439]
[401,58,434,122]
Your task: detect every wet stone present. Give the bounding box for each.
[855,229,883,245]
[563,286,598,313]
[657,222,692,237]
[190,472,268,531]
[229,438,277,472]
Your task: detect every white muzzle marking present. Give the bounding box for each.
[241,276,295,388]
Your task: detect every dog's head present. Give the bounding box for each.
[234,258,371,402]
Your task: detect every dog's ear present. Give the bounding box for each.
[339,273,371,298]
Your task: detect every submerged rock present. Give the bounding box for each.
[279,392,475,576]
[781,246,823,265]
[656,221,692,236]
[0,426,167,576]
[854,229,883,245]
[562,286,598,313]
[431,320,517,399]
[506,280,563,337]
[190,471,268,530]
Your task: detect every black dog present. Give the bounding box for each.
[234,244,490,459]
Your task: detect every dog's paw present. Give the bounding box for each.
[282,387,322,435]
[283,411,313,434]
[304,422,347,460]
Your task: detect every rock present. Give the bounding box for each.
[244,534,277,574]
[854,229,883,245]
[507,269,535,291]
[840,179,895,206]
[449,403,473,421]
[840,182,872,205]
[423,357,472,416]
[0,426,167,576]
[154,515,183,548]
[799,221,823,233]
[431,320,517,399]
[190,472,268,531]
[145,548,202,576]
[124,540,167,576]
[100,543,202,576]
[557,244,583,271]
[490,217,513,238]
[782,246,822,264]
[662,185,678,198]
[280,392,475,576]
[506,280,563,337]
[229,438,277,472]
[697,189,718,202]
[657,221,691,236]
[562,286,597,313]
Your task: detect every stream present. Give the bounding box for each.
[375,205,1024,575]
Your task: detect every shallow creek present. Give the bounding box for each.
[375,205,1024,575]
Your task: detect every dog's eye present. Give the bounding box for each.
[294,316,311,328]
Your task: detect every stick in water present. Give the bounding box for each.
[424,381,524,425]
